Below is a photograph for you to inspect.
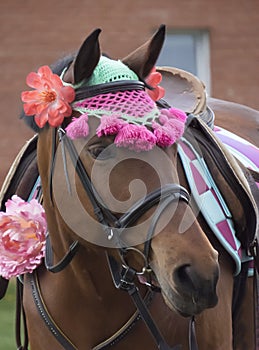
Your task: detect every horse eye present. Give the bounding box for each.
[88,144,115,160]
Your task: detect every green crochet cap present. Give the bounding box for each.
[85,56,138,86]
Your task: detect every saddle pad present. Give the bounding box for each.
[178,137,242,275]
[182,116,258,251]
[214,126,259,176]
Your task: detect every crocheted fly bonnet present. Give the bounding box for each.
[22,55,187,152]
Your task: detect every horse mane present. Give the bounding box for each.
[20,53,75,132]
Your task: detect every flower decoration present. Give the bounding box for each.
[0,195,47,279]
[146,67,165,101]
[21,65,75,128]
[21,61,187,152]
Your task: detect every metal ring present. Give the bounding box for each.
[121,247,149,275]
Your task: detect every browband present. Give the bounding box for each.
[75,80,145,101]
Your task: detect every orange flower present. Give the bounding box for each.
[21,66,75,128]
[146,67,165,101]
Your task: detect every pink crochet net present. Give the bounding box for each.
[68,88,187,152]
[74,89,158,119]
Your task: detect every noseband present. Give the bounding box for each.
[42,81,198,350]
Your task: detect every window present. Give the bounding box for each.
[157,29,211,95]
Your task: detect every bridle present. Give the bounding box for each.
[28,80,199,350]
[47,80,191,268]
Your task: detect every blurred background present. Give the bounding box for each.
[0,1,258,348]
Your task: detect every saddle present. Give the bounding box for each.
[158,66,258,251]
[157,66,214,124]
[0,135,38,210]
[0,134,39,299]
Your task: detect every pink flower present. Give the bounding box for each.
[146,67,165,101]
[21,65,75,128]
[0,195,47,279]
[66,113,89,139]
[115,124,156,151]
[152,122,176,147]
[96,115,127,137]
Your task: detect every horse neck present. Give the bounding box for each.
[45,212,117,296]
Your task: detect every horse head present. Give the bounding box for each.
[32,26,219,319]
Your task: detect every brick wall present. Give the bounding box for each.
[0,0,258,186]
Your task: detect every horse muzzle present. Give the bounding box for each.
[161,263,219,317]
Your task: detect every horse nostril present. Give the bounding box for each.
[174,264,195,290]
[173,264,219,297]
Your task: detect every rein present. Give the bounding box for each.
[30,80,200,350]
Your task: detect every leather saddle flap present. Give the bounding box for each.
[0,134,38,210]
[0,134,38,299]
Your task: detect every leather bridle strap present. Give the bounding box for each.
[116,184,190,230]
[58,128,118,231]
[44,128,117,273]
[57,128,191,248]
[45,234,79,273]
[189,317,199,350]
[107,251,198,350]
[75,80,145,101]
[105,186,190,350]
[28,270,77,350]
[16,278,29,350]
[143,186,190,260]
[107,254,181,350]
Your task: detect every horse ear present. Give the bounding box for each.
[63,28,101,85]
[122,25,166,79]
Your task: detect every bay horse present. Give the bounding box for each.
[1,26,258,350]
